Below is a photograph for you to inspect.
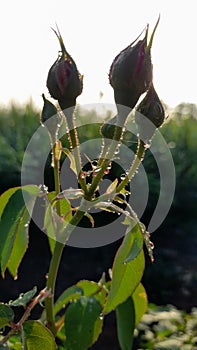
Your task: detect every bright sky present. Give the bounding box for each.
[0,0,196,109]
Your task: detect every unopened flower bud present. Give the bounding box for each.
[109,17,160,109]
[135,83,165,141]
[47,28,83,110]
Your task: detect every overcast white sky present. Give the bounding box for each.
[0,0,196,108]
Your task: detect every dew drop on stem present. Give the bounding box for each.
[120,174,126,181]
[80,172,86,179]
[94,166,102,173]
[114,148,120,155]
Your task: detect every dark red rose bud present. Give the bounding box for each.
[135,83,165,142]
[109,17,160,109]
[46,27,83,110]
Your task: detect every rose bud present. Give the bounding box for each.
[46,27,83,110]
[109,17,160,110]
[135,83,165,142]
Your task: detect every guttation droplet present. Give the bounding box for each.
[94,166,102,173]
[80,172,86,179]
[150,241,155,250]
[107,162,112,170]
[120,174,126,181]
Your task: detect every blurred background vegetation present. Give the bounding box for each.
[0,101,196,349]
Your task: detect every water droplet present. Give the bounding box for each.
[80,172,86,179]
[104,169,110,174]
[107,163,112,170]
[94,166,102,173]
[24,223,29,228]
[114,148,120,155]
[150,241,155,250]
[14,275,18,281]
[120,174,126,181]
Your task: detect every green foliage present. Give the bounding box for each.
[22,320,56,349]
[0,185,40,278]
[104,223,145,314]
[44,191,72,252]
[0,99,196,349]
[53,286,83,316]
[0,304,14,329]
[8,286,37,307]
[116,297,135,350]
[132,283,148,326]
[64,296,102,350]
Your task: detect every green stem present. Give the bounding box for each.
[45,143,87,334]
[63,107,87,194]
[87,109,128,199]
[117,138,145,193]
[45,107,88,333]
[45,208,86,334]
[45,143,63,334]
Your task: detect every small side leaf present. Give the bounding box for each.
[76,280,107,306]
[104,224,145,314]
[44,192,72,252]
[76,280,100,296]
[8,287,37,307]
[124,228,143,263]
[0,187,21,219]
[106,178,118,195]
[64,296,102,350]
[62,148,77,175]
[53,286,83,316]
[116,297,135,350]
[22,320,56,350]
[56,188,83,200]
[0,304,14,329]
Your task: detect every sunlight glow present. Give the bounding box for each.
[0,0,196,108]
